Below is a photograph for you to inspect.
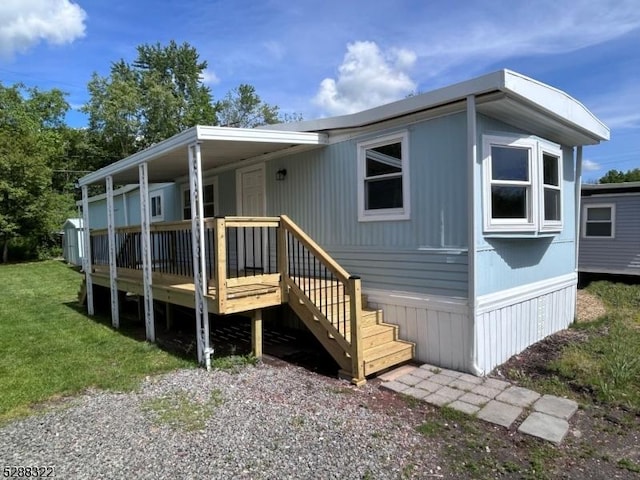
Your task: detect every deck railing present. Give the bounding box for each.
[90,215,363,380]
[90,218,279,283]
[279,215,364,381]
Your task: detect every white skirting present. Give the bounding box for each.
[364,289,470,371]
[364,272,577,375]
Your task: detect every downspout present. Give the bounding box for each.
[573,146,583,320]
[466,95,484,376]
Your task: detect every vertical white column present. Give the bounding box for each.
[139,162,155,342]
[106,176,120,328]
[188,142,211,368]
[81,185,94,316]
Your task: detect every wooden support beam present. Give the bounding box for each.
[349,276,365,386]
[252,309,263,359]
[277,222,288,302]
[165,302,173,331]
[215,217,227,313]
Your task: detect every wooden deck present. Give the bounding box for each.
[85,215,414,384]
[92,268,282,315]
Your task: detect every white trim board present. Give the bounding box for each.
[475,272,577,315]
[363,287,468,315]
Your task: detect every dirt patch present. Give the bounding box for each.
[576,289,607,322]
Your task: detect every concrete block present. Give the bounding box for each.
[477,400,523,428]
[396,374,423,387]
[448,400,480,415]
[469,385,502,399]
[458,392,490,407]
[411,368,436,380]
[533,395,579,420]
[496,386,541,408]
[518,412,569,444]
[381,381,409,393]
[378,365,417,381]
[440,369,463,378]
[403,387,430,400]
[483,378,511,390]
[415,380,441,393]
[424,393,452,407]
[435,386,464,402]
[428,374,454,386]
[449,379,482,392]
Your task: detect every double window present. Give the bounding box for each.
[182,180,217,220]
[357,131,410,221]
[483,134,562,233]
[583,204,615,238]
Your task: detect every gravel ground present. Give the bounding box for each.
[575,289,607,322]
[0,361,440,479]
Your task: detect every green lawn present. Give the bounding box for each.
[0,261,192,424]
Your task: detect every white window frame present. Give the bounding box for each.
[482,135,538,232]
[482,134,564,234]
[582,203,615,239]
[539,142,563,232]
[181,177,219,220]
[150,191,164,222]
[357,131,410,222]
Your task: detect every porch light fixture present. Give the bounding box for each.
[276,169,287,181]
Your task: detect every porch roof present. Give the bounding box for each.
[78,126,329,186]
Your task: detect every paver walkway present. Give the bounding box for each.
[380,364,578,444]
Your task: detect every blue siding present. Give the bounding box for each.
[473,115,578,296]
[265,113,469,297]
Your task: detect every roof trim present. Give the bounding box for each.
[266,69,609,143]
[582,181,640,196]
[78,126,328,187]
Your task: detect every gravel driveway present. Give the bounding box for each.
[0,361,440,479]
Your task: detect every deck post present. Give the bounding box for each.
[139,162,155,342]
[214,217,227,313]
[277,221,288,301]
[81,185,94,316]
[349,276,365,385]
[251,309,263,359]
[189,142,212,369]
[105,175,119,328]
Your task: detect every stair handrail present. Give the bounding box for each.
[279,215,364,382]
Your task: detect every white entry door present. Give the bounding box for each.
[237,164,266,271]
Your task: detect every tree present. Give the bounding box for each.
[0,83,73,262]
[599,168,640,184]
[83,41,216,167]
[216,84,280,128]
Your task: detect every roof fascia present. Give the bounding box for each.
[78,127,199,186]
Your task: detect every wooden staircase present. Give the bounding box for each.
[280,216,414,385]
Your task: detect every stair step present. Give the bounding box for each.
[364,340,414,376]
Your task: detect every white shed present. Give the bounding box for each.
[62,218,84,266]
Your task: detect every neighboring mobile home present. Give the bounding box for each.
[579,182,640,276]
[78,69,609,383]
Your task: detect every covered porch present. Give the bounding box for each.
[78,126,413,385]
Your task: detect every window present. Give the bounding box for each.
[150,192,163,222]
[182,180,217,220]
[357,131,410,221]
[583,204,615,238]
[540,146,562,231]
[482,134,563,233]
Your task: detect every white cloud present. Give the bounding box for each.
[200,68,220,85]
[314,41,417,115]
[0,0,86,58]
[586,84,640,130]
[582,159,601,172]
[413,0,640,79]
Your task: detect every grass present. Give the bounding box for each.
[142,388,223,431]
[0,260,192,424]
[210,354,258,372]
[548,280,640,410]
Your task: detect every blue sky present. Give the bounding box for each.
[1,0,639,181]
